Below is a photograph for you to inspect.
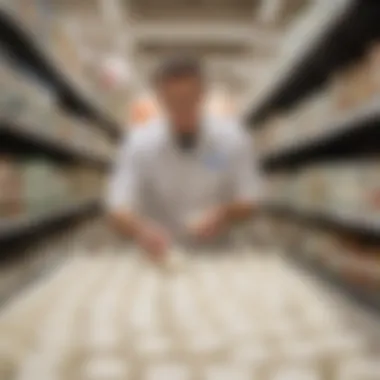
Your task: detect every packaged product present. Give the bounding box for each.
[327,164,360,213]
[67,168,100,201]
[3,71,29,124]
[29,84,56,135]
[293,171,310,211]
[254,128,270,155]
[313,232,331,263]
[263,116,282,153]
[0,62,16,119]
[351,58,373,108]
[313,90,333,131]
[363,161,380,215]
[368,42,380,96]
[67,168,80,201]
[305,166,327,210]
[303,229,323,260]
[331,65,360,112]
[21,160,41,214]
[297,93,328,140]
[56,114,75,143]
[270,115,286,150]
[333,236,380,290]
[73,121,93,152]
[22,160,59,215]
[63,168,74,203]
[343,255,380,291]
[10,0,45,39]
[0,156,23,218]
[50,21,83,80]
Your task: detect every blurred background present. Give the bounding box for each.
[0,0,380,379]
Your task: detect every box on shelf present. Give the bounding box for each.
[256,41,380,157]
[67,167,103,201]
[331,60,372,113]
[0,58,114,160]
[50,21,83,81]
[55,112,75,143]
[6,0,43,36]
[265,211,380,292]
[369,42,380,96]
[0,156,23,219]
[22,160,56,214]
[0,60,59,134]
[20,159,100,217]
[267,160,380,220]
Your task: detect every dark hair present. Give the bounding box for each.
[153,55,204,85]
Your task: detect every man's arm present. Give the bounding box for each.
[106,133,170,257]
[106,133,141,237]
[222,127,262,223]
[216,201,255,225]
[107,209,144,239]
[189,127,262,239]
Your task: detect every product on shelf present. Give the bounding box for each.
[267,160,380,220]
[55,112,74,143]
[19,158,103,218]
[262,210,380,293]
[0,156,23,219]
[334,239,380,290]
[4,1,47,41]
[369,42,380,96]
[0,60,56,131]
[256,41,380,156]
[67,167,103,201]
[22,160,59,214]
[0,59,116,162]
[0,65,31,123]
[332,60,372,112]
[50,21,83,81]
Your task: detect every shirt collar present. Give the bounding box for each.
[160,114,213,153]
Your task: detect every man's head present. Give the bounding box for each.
[153,56,205,134]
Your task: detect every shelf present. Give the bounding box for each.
[261,99,380,172]
[0,8,122,141]
[0,199,99,244]
[284,251,380,318]
[247,0,380,126]
[266,203,380,241]
[0,120,112,170]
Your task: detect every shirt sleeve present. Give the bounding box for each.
[231,128,263,204]
[105,133,142,212]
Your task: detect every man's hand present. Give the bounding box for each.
[187,208,227,240]
[107,211,170,261]
[136,222,171,261]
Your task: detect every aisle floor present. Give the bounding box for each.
[1,248,380,380]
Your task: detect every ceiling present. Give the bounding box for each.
[129,0,308,26]
[129,0,259,21]
[51,0,312,101]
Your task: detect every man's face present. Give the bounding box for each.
[157,76,204,133]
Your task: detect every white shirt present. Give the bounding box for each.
[106,116,262,242]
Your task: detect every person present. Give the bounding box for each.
[106,56,262,260]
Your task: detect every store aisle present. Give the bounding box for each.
[1,247,380,380]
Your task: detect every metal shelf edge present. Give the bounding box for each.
[0,199,99,242]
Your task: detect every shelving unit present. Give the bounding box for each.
[247,0,380,127]
[0,6,119,251]
[248,0,380,312]
[0,120,111,170]
[285,251,380,318]
[0,199,99,245]
[261,99,380,172]
[0,8,122,141]
[266,203,380,242]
